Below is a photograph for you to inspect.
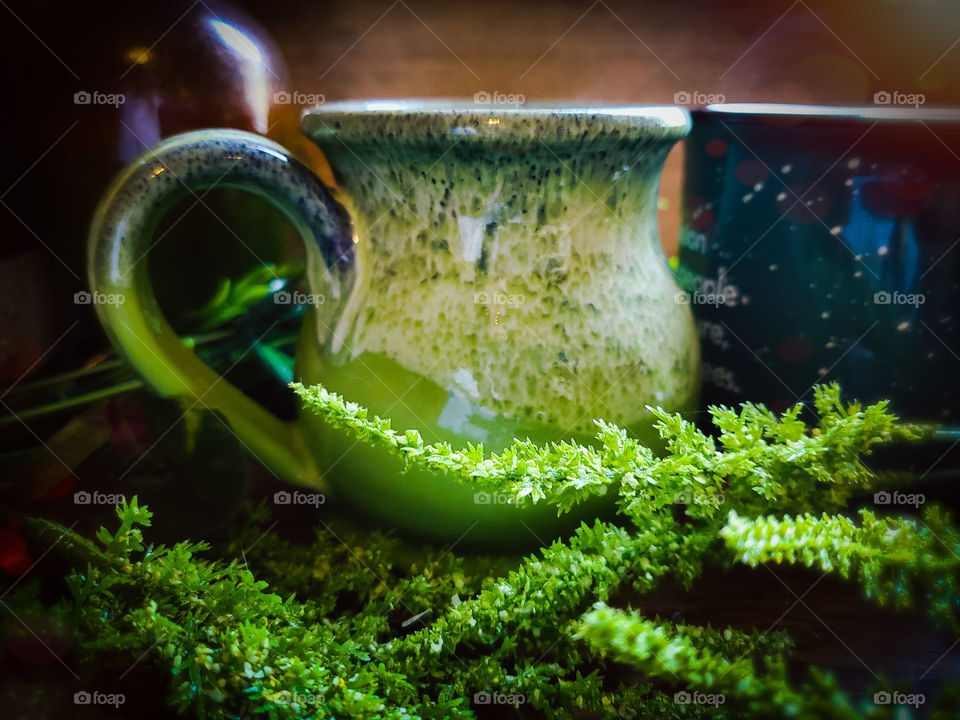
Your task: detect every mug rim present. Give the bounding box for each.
[301,99,691,142]
[701,102,960,122]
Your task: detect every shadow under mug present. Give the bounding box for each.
[87,102,698,549]
[677,103,960,424]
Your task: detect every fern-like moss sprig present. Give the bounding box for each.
[292,382,920,525]
[291,382,650,514]
[721,506,960,629]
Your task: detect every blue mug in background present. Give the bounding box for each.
[677,104,960,424]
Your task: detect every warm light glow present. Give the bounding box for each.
[487,118,500,125]
[208,19,270,133]
[125,47,151,65]
[209,19,263,65]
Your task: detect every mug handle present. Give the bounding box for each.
[88,129,354,487]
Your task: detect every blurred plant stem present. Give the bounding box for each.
[0,261,303,427]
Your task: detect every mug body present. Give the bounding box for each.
[678,104,960,422]
[295,102,699,547]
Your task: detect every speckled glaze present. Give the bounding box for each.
[303,103,696,434]
[89,103,698,548]
[297,103,698,545]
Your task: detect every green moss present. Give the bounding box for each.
[6,383,959,719]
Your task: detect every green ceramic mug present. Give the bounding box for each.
[88,101,699,548]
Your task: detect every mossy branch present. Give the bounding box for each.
[721,506,960,630]
[576,603,872,719]
[291,382,647,514]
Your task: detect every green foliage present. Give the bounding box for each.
[721,506,960,629]
[66,499,480,719]
[384,517,702,693]
[577,603,797,710]
[290,383,642,515]
[7,383,958,719]
[189,262,302,330]
[620,384,921,523]
[575,604,931,720]
[292,383,919,525]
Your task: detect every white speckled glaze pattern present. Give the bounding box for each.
[303,103,698,435]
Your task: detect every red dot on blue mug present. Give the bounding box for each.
[861,165,933,219]
[705,139,728,157]
[686,195,715,231]
[692,208,714,231]
[879,164,936,200]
